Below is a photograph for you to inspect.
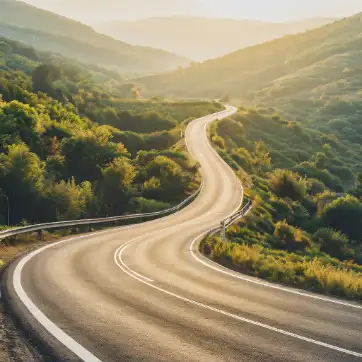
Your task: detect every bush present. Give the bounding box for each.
[307,178,326,195]
[313,228,351,259]
[269,169,307,201]
[321,196,362,242]
[203,237,362,300]
[274,220,312,252]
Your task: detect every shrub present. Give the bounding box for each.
[231,148,254,172]
[307,178,326,195]
[203,237,362,300]
[212,135,225,149]
[313,228,351,259]
[274,220,312,251]
[269,169,307,201]
[321,196,362,242]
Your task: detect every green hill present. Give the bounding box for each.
[96,16,334,60]
[0,35,222,226]
[140,13,362,102]
[24,0,211,23]
[0,0,189,75]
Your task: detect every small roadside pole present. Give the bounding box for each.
[221,221,226,242]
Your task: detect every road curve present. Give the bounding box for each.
[3,106,362,362]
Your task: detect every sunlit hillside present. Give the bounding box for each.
[140,13,362,103]
[21,0,212,22]
[0,0,189,75]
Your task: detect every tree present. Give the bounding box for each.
[313,228,351,259]
[145,156,190,202]
[45,179,93,221]
[307,178,325,196]
[254,141,271,171]
[32,64,61,97]
[269,169,307,201]
[231,147,254,173]
[352,172,362,198]
[321,196,362,242]
[313,152,328,170]
[101,157,136,215]
[274,220,312,252]
[0,143,44,223]
[0,99,40,150]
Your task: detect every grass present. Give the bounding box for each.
[202,236,362,301]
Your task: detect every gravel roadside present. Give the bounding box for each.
[0,301,43,362]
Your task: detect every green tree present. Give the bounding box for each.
[32,64,61,96]
[269,169,307,201]
[274,220,312,252]
[0,143,44,223]
[45,178,93,221]
[101,157,136,215]
[313,228,350,259]
[0,99,40,150]
[321,196,362,242]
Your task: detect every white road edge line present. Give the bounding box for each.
[118,243,154,282]
[192,106,362,310]
[9,108,233,362]
[190,234,362,310]
[115,233,362,359]
[12,222,154,362]
[12,231,109,362]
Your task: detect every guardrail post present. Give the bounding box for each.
[221,221,226,242]
[37,229,43,241]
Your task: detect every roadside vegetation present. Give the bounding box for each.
[203,107,362,300]
[0,36,222,266]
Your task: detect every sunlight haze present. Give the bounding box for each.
[22,0,362,22]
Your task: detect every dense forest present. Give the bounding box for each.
[203,108,362,300]
[0,35,222,226]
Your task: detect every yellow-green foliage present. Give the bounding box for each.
[0,36,221,226]
[204,237,362,300]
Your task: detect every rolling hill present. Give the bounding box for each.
[96,16,334,60]
[140,13,362,105]
[0,0,189,75]
[22,0,212,22]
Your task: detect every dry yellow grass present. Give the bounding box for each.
[205,237,362,300]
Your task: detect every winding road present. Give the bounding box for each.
[3,106,362,361]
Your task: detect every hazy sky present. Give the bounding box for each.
[210,0,362,21]
[23,0,362,22]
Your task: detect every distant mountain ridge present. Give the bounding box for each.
[0,0,189,75]
[139,12,361,103]
[96,16,335,60]
[22,0,212,22]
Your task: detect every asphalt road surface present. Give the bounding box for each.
[4,107,362,362]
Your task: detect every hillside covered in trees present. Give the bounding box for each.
[0,35,222,226]
[203,108,362,300]
[0,0,189,75]
[140,12,362,105]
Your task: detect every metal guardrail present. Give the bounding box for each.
[223,200,252,228]
[219,199,253,241]
[0,184,202,240]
